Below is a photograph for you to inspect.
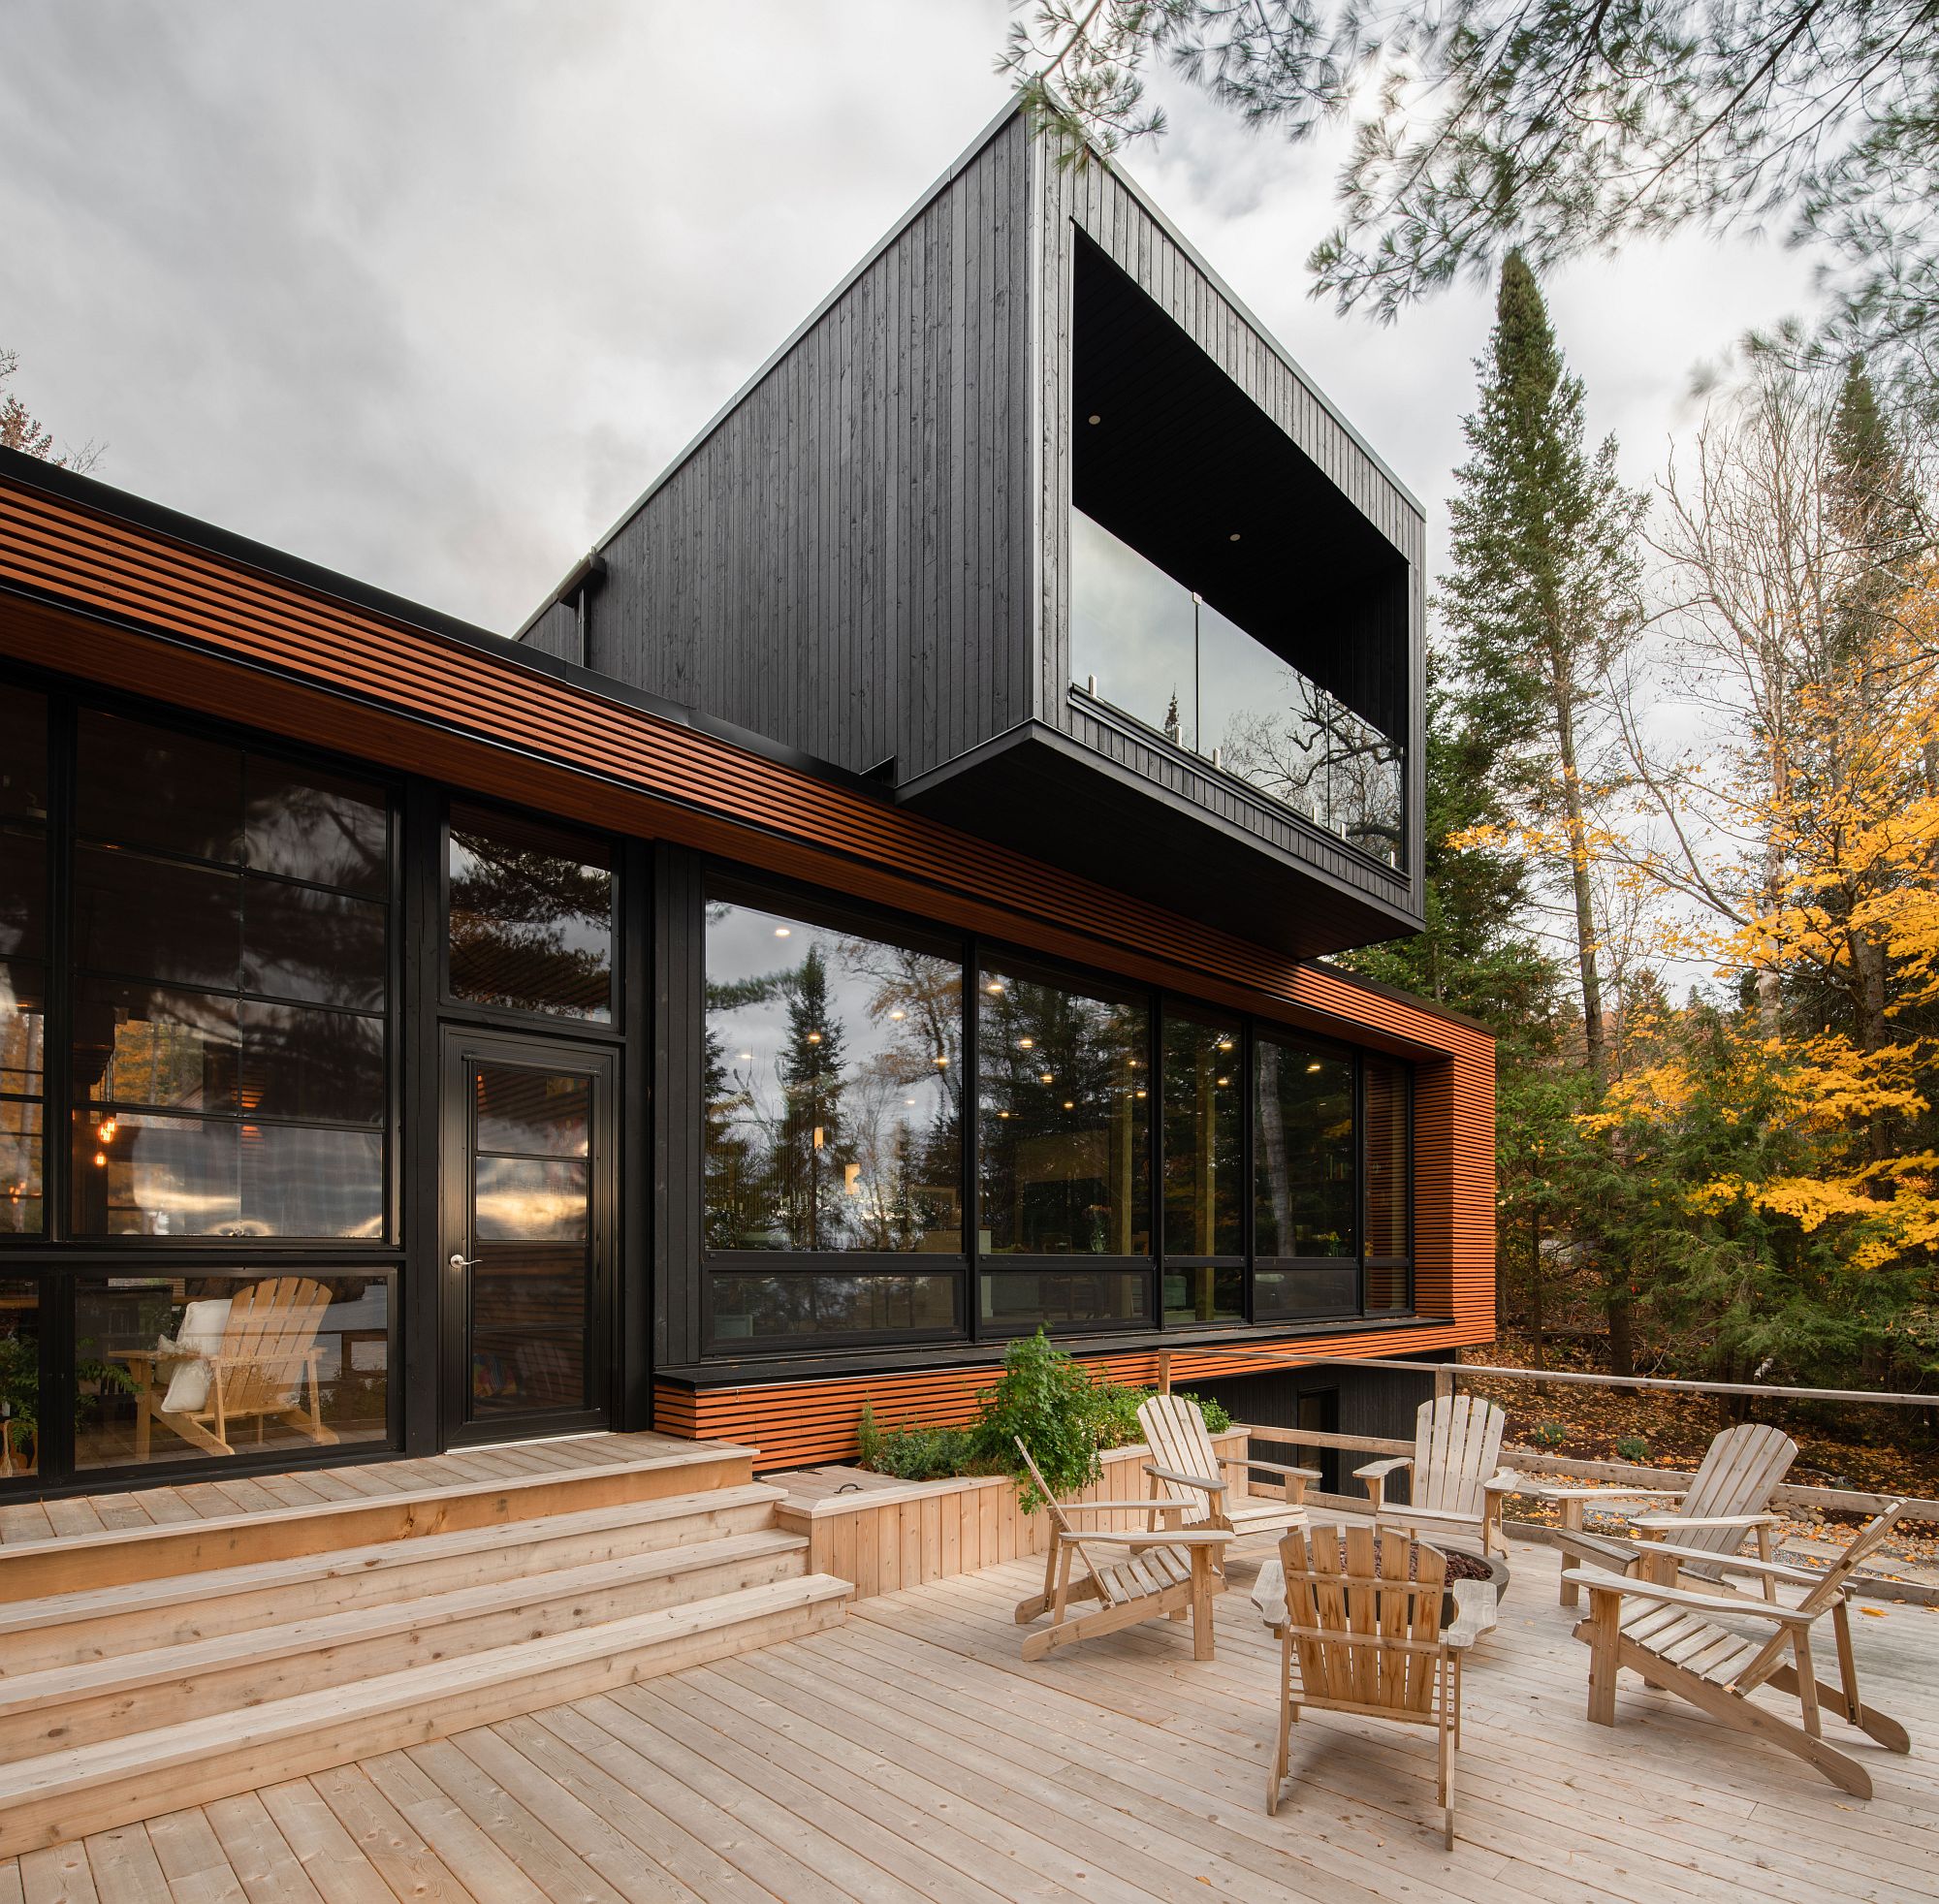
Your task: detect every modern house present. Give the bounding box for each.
[0,102,1493,1504]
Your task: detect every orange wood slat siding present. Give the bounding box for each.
[657,1319,1484,1472]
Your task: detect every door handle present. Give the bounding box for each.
[448,1252,480,1272]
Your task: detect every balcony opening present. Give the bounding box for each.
[1068,232,1410,869]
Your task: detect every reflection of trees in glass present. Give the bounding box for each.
[1161,1016,1241,1257]
[702,908,963,1253]
[977,970,1149,1255]
[1221,673,1403,863]
[1253,1040,1355,1257]
[449,824,612,1018]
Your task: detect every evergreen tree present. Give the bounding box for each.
[778,946,851,1249]
[1441,250,1647,1367]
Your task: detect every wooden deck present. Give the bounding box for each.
[4,1535,1935,1902]
[0,1434,708,1546]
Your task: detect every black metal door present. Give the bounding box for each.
[440,1029,616,1444]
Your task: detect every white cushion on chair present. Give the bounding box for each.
[160,1298,232,1413]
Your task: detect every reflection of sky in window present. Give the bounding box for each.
[1068,510,1403,861]
[705,902,961,1226]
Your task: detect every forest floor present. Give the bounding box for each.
[1459,1336,1939,1580]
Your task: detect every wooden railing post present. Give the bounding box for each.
[1157,1351,1171,1396]
[1433,1362,1454,1406]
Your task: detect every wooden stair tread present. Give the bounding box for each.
[0,1572,853,1805]
[0,1481,787,1637]
[0,1528,811,1716]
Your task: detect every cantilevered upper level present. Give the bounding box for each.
[520,103,1424,960]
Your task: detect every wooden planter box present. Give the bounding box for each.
[776,1428,1251,1601]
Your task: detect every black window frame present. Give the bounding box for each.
[693,863,1418,1360]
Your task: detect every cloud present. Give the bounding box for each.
[2,0,1829,639]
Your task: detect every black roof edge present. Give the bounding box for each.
[0,445,886,804]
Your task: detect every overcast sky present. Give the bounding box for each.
[3,0,1830,641]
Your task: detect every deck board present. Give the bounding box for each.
[1,1539,1933,1900]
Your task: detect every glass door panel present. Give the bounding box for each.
[443,1034,613,1439]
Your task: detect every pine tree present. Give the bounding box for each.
[1440,250,1647,1368]
[1442,251,1647,1093]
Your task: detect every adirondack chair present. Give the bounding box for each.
[1263,1523,1492,1848]
[123,1278,339,1459]
[1010,1438,1233,1662]
[1354,1395,1517,1557]
[1536,1421,1797,1607]
[1135,1392,1320,1547]
[1568,1502,1912,1798]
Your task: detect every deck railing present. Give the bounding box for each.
[1154,1344,1939,1523]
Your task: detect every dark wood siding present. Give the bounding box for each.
[579,112,1033,782]
[523,598,582,665]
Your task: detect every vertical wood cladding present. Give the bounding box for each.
[582,113,1033,782]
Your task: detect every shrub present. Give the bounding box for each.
[1087,1380,1148,1451]
[1530,1419,1569,1449]
[1614,1434,1652,1463]
[973,1328,1102,1509]
[1175,1390,1232,1433]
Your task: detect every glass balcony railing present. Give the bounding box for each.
[1068,510,1405,869]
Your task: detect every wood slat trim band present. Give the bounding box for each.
[652,1322,1492,1470]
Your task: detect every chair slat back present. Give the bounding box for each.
[1280,1524,1446,1714]
[1135,1394,1222,1531]
[1413,1395,1506,1519]
[1673,1422,1797,1556]
[220,1278,332,1415]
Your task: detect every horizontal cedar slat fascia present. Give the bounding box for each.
[0,483,1485,1063]
[651,1320,1494,1468]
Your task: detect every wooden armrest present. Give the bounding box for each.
[1145,1464,1226,1494]
[1630,1511,1778,1532]
[1057,1499,1177,1516]
[1681,1550,1825,1587]
[1563,1568,1817,1625]
[1240,1458,1323,1482]
[1532,1484,1682,1502]
[1354,1456,1412,1481]
[1484,1470,1520,1493]
[1443,1579,1493,1650]
[1069,1529,1234,1550]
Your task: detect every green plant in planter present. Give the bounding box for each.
[972,1328,1102,1511]
[0,1334,133,1470]
[856,1404,982,1482]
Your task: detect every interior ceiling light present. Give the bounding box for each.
[1088,413,1101,425]
[1306,1062,1323,1073]
[1217,1037,1234,1052]
[1063,1100,1074,1110]
[806,1031,821,1044]
[1216,1076,1230,1088]
[889,1009,906,1021]
[985,980,1004,994]
[933,1053,949,1066]
[1018,1036,1034,1050]
[1135,1088,1147,1099]
[738,1050,752,1062]
[1228,532,1241,542]
[774,926,791,937]
[1040,1071,1054,1085]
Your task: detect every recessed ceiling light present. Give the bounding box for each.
[1229,532,1241,542]
[1216,1077,1230,1088]
[738,1051,752,1062]
[1088,413,1101,425]
[889,1009,906,1021]
[1018,1036,1034,1050]
[774,926,791,937]
[1063,1100,1074,1110]
[1306,1062,1322,1073]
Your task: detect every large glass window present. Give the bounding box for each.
[1070,510,1404,865]
[73,1271,390,1470]
[704,899,964,1254]
[448,806,614,1022]
[69,713,390,1239]
[1253,1036,1355,1261]
[0,692,47,1237]
[0,1281,38,1477]
[1364,1054,1411,1312]
[977,961,1150,1264]
[708,1272,958,1347]
[1161,1008,1243,1325]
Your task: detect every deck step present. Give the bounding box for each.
[0,1442,761,1603]
[0,1572,853,1856]
[0,1528,811,1755]
[0,1482,787,1673]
